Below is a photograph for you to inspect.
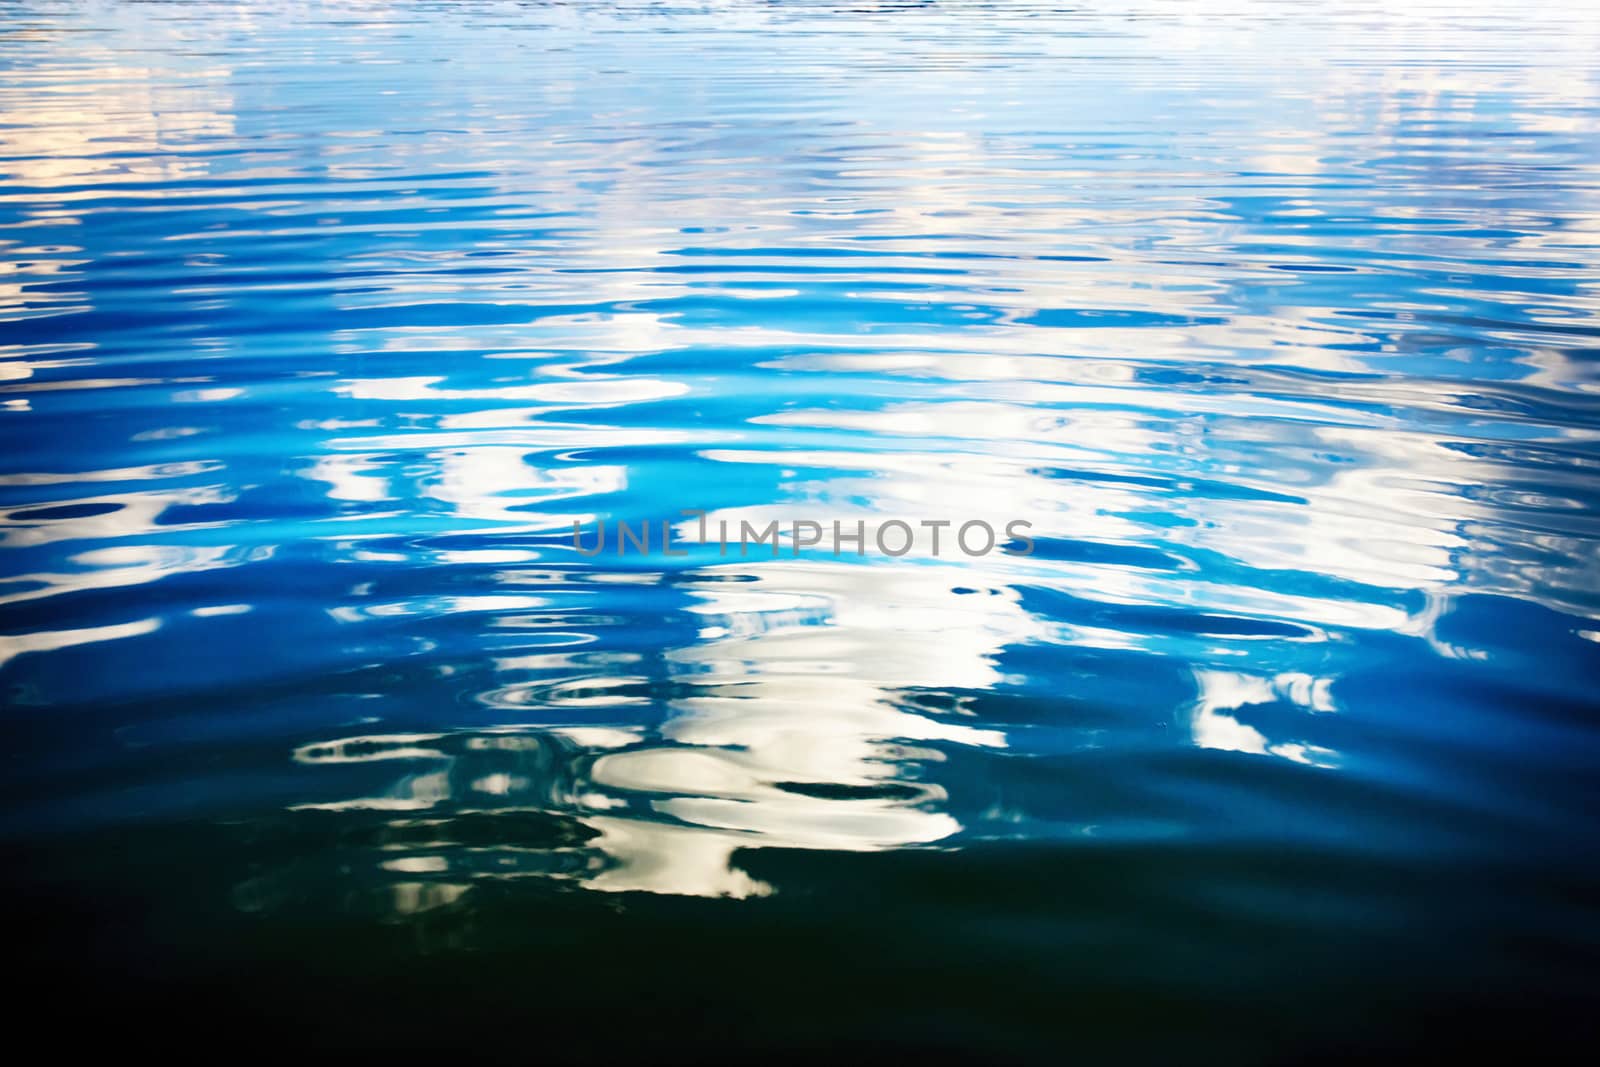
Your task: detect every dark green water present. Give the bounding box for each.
[3,1,1600,1059]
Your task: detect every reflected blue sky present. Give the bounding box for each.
[2,0,1599,1001]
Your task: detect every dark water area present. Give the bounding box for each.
[3,1,1600,1060]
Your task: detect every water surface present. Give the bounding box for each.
[3,1,1600,1059]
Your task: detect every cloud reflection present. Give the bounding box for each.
[1,1,1598,922]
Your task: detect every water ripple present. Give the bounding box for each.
[3,0,1600,1056]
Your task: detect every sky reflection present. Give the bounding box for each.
[2,2,1599,929]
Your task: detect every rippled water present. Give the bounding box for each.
[4,0,1600,1058]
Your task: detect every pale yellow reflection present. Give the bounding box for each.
[0,484,236,548]
[0,616,160,668]
[288,557,1036,901]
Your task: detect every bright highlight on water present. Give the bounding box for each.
[2,1,1598,1060]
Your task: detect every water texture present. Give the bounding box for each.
[3,1,1599,1059]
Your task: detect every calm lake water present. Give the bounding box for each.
[3,0,1600,1059]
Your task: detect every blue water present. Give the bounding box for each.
[3,0,1600,1058]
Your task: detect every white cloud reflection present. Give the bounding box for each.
[3,0,1597,918]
